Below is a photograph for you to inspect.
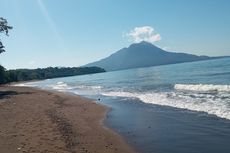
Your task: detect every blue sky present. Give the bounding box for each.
[0,0,230,69]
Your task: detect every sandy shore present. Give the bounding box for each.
[0,86,135,153]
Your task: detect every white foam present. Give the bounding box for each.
[12,83,27,87]
[48,82,73,90]
[102,91,230,120]
[77,85,102,90]
[12,83,36,87]
[175,84,230,92]
[57,81,64,85]
[46,82,102,92]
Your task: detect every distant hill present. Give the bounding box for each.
[85,41,227,71]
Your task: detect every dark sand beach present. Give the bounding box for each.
[0,86,135,153]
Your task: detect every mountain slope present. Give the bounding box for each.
[85,41,224,71]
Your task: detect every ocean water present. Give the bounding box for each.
[17,57,230,153]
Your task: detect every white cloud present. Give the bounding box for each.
[125,26,161,43]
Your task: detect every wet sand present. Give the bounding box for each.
[0,86,135,153]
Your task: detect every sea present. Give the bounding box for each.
[17,57,230,153]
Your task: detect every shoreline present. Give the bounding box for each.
[0,86,136,153]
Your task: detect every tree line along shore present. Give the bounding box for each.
[0,66,106,84]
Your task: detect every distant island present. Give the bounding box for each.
[86,41,228,71]
[0,66,105,84]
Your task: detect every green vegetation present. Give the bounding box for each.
[0,17,13,54]
[0,17,13,84]
[0,65,7,83]
[0,66,105,84]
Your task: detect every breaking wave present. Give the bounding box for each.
[174,84,230,92]
[49,82,73,90]
[47,82,102,91]
[102,90,230,120]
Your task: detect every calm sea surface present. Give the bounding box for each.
[18,58,230,153]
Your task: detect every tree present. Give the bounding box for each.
[0,17,12,84]
[0,17,13,54]
[0,65,7,83]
